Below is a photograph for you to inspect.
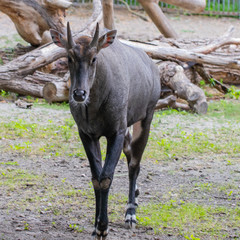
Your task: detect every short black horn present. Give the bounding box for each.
[89,23,99,48]
[67,22,75,49]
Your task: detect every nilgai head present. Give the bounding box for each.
[50,22,117,103]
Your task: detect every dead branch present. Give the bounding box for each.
[155,95,190,111]
[160,0,206,13]
[192,27,240,54]
[193,64,229,94]
[118,0,149,22]
[120,39,240,71]
[158,61,208,114]
[0,0,102,77]
[0,0,71,46]
[138,0,178,38]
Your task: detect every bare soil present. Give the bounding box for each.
[0,102,239,240]
[0,6,240,240]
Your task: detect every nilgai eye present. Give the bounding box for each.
[92,57,97,64]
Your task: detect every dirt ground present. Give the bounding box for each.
[0,5,240,240]
[0,101,239,240]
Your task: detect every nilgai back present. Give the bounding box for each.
[50,23,161,239]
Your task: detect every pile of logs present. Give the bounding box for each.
[0,0,239,114]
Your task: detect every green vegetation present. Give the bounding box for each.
[137,200,240,240]
[0,34,27,48]
[0,99,239,160]
[147,100,240,161]
[205,0,240,13]
[0,90,9,97]
[227,86,240,100]
[0,99,239,239]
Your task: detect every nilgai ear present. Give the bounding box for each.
[50,29,67,48]
[97,30,117,52]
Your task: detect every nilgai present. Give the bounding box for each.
[50,22,161,239]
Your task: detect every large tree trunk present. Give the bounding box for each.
[0,70,67,100]
[138,0,178,38]
[0,0,71,46]
[160,0,206,13]
[101,0,205,38]
[102,0,115,29]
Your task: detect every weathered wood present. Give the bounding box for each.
[155,95,190,111]
[160,0,206,13]
[138,0,178,38]
[0,0,102,77]
[158,61,208,114]
[0,0,71,46]
[193,64,229,93]
[120,39,240,71]
[42,72,70,103]
[102,0,115,29]
[0,70,66,98]
[206,66,240,85]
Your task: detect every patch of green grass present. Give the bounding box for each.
[147,126,240,161]
[0,168,42,191]
[0,161,19,166]
[0,89,8,96]
[146,100,240,161]
[137,200,240,239]
[35,101,70,111]
[68,223,84,233]
[207,99,240,119]
[0,34,28,48]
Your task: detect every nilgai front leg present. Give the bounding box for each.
[81,131,125,239]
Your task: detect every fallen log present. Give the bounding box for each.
[155,95,190,111]
[42,72,70,103]
[0,0,72,46]
[160,0,206,13]
[120,39,240,71]
[158,61,207,114]
[0,0,102,76]
[1,0,239,114]
[0,70,67,100]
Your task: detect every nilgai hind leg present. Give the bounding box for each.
[124,115,155,228]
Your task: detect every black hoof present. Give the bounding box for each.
[92,228,108,240]
[125,203,138,229]
[125,213,137,229]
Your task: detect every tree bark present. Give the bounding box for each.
[0,70,66,98]
[160,0,206,13]
[155,95,190,111]
[120,39,240,71]
[102,0,115,29]
[0,0,102,77]
[42,72,70,103]
[158,61,208,114]
[138,0,178,38]
[0,0,71,46]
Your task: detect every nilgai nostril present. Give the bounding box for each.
[73,89,86,102]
